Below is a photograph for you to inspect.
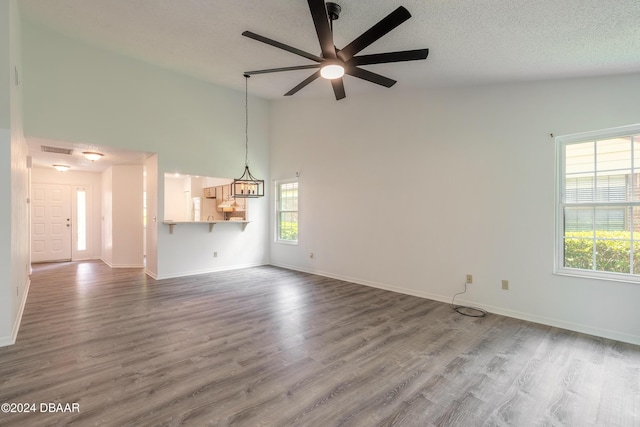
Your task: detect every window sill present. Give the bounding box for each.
[275,240,298,246]
[554,268,640,285]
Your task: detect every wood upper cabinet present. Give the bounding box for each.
[203,187,216,198]
[205,185,247,218]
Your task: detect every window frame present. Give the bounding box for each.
[275,178,299,245]
[555,123,640,283]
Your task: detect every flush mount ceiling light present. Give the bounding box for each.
[53,164,70,172]
[320,61,344,79]
[233,75,264,198]
[82,151,103,161]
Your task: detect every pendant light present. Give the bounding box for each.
[233,75,264,198]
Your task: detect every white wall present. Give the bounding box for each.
[22,20,270,279]
[102,165,144,268]
[0,0,12,346]
[111,165,144,267]
[164,175,188,222]
[101,167,113,266]
[145,154,158,277]
[0,1,9,130]
[0,0,29,347]
[270,73,640,345]
[31,167,102,259]
[0,126,12,345]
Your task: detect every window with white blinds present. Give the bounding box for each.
[275,179,298,244]
[556,124,640,282]
[564,176,626,232]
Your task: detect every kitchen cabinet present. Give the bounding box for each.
[203,187,216,198]
[234,197,246,212]
[205,183,248,219]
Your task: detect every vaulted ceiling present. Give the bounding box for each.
[17,0,640,172]
[19,0,640,100]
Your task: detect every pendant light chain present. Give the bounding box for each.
[245,74,249,167]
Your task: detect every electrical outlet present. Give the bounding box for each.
[213,252,218,258]
[466,274,473,284]
[502,280,509,290]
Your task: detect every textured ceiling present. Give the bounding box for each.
[26,137,152,172]
[18,0,640,101]
[17,0,640,172]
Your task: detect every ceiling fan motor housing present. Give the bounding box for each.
[326,2,341,21]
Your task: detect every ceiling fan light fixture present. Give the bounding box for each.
[53,164,71,172]
[242,3,427,100]
[320,63,345,79]
[82,151,103,161]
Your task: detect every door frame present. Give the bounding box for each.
[31,182,95,262]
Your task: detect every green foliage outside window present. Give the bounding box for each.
[564,231,640,274]
[279,221,298,241]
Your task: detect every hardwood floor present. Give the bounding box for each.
[0,261,638,426]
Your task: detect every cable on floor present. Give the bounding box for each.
[451,282,487,317]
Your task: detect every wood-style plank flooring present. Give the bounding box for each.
[0,261,638,426]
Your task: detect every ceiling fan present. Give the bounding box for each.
[242,0,429,100]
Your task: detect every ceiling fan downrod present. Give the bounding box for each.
[326,2,341,32]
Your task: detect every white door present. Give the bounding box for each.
[32,184,72,262]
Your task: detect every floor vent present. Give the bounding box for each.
[41,145,74,155]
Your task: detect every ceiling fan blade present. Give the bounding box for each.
[338,6,411,62]
[244,64,321,76]
[284,70,321,96]
[307,0,336,59]
[346,67,396,88]
[242,31,323,63]
[331,78,346,100]
[349,49,429,66]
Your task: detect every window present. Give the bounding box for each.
[76,189,87,251]
[276,179,298,243]
[556,124,640,282]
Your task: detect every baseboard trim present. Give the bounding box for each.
[154,262,268,280]
[0,277,31,348]
[100,258,143,269]
[145,269,158,280]
[468,302,640,346]
[270,262,640,346]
